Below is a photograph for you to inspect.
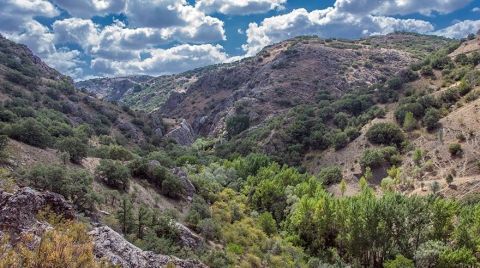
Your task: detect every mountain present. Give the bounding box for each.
[2,31,480,268]
[76,75,153,101]
[79,33,454,137]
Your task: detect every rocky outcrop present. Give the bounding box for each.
[174,222,204,248]
[90,226,207,268]
[75,75,152,101]
[171,168,196,201]
[164,119,196,146]
[0,187,75,239]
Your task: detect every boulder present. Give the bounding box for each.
[0,187,75,240]
[171,167,196,200]
[165,119,195,146]
[90,226,207,268]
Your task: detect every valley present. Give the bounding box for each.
[0,31,480,268]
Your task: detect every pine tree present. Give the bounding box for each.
[137,206,150,239]
[116,198,134,234]
[403,111,416,131]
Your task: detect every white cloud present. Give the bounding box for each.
[335,0,472,16]
[53,18,99,51]
[4,21,85,79]
[242,8,434,56]
[125,0,225,43]
[195,0,286,15]
[434,20,480,39]
[49,0,126,18]
[472,7,480,12]
[0,0,58,31]
[91,44,228,76]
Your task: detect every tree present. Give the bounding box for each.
[56,136,88,163]
[258,212,277,235]
[403,111,417,131]
[117,198,134,234]
[95,159,130,191]
[318,166,343,185]
[332,132,348,150]
[8,118,52,148]
[226,114,250,137]
[423,108,441,130]
[333,112,349,130]
[161,175,185,199]
[366,123,405,146]
[137,206,151,239]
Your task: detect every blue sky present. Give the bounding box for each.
[1,0,479,80]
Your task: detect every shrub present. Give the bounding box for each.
[448,143,462,157]
[25,165,96,211]
[226,114,250,137]
[107,145,133,161]
[366,123,405,146]
[161,175,185,199]
[423,108,441,130]
[95,159,130,191]
[361,147,399,168]
[318,166,343,185]
[8,118,52,148]
[332,132,348,150]
[384,255,414,268]
[56,136,88,164]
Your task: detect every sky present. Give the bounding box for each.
[1,0,479,81]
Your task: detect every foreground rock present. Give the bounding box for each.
[90,226,207,268]
[0,187,75,239]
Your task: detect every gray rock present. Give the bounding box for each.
[171,168,196,200]
[174,222,204,249]
[0,187,75,241]
[165,119,195,146]
[89,226,207,268]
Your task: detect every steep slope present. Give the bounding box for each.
[0,34,163,146]
[76,75,153,101]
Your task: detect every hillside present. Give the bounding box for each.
[3,31,480,268]
[78,33,453,128]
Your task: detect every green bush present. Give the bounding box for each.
[423,108,441,130]
[332,132,348,150]
[226,114,250,137]
[8,118,52,148]
[56,136,88,164]
[448,143,462,157]
[95,159,130,191]
[161,175,185,199]
[318,166,343,185]
[25,165,97,211]
[366,123,405,146]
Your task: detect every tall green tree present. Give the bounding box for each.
[117,198,134,234]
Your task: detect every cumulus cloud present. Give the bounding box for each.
[242,8,434,55]
[4,21,85,79]
[195,0,286,15]
[0,0,58,31]
[434,20,480,39]
[472,7,480,12]
[50,0,126,18]
[335,0,472,16]
[53,18,99,51]
[91,44,228,76]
